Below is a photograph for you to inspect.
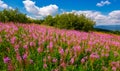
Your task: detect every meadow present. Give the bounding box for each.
[0,23,120,71]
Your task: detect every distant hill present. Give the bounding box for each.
[94,25,120,31]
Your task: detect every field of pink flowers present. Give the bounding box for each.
[0,23,120,71]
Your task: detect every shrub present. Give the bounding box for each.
[0,9,28,23]
[44,13,95,31]
[0,9,43,24]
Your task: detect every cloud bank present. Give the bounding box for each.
[23,0,58,19]
[69,10,120,25]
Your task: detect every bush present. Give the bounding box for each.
[0,9,28,23]
[0,9,43,24]
[44,13,95,31]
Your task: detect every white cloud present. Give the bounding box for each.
[109,10,120,19]
[23,0,58,19]
[38,5,58,17]
[68,10,120,25]
[0,0,13,9]
[96,0,111,7]
[0,0,8,8]
[23,0,120,25]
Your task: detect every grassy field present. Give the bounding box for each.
[0,23,120,71]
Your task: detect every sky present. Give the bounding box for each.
[0,0,120,25]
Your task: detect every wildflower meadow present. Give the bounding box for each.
[0,23,120,71]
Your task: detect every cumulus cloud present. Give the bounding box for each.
[0,0,8,8]
[23,0,119,25]
[23,0,58,19]
[96,0,111,7]
[68,10,120,25]
[0,0,13,9]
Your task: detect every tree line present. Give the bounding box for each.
[0,9,95,31]
[44,13,95,31]
[0,9,43,24]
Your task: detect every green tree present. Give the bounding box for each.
[44,13,95,31]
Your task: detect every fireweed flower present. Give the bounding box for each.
[81,56,88,64]
[114,51,119,57]
[7,63,14,71]
[110,61,120,68]
[81,58,85,64]
[14,45,19,52]
[60,62,66,68]
[65,48,69,54]
[90,52,99,60]
[73,46,81,52]
[101,52,109,57]
[16,54,22,63]
[0,37,2,43]
[30,42,34,47]
[59,48,64,55]
[48,55,51,61]
[47,41,53,52]
[70,57,74,64]
[112,67,116,71]
[23,45,28,49]
[49,42,53,48]
[105,53,109,57]
[43,63,47,68]
[3,57,11,64]
[37,47,42,53]
[22,53,27,60]
[52,58,57,63]
[10,37,16,44]
[52,68,59,71]
[85,48,92,53]
[30,59,34,64]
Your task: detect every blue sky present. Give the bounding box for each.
[0,0,120,25]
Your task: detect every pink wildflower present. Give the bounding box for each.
[81,58,85,64]
[43,63,47,68]
[37,47,42,53]
[11,37,16,44]
[3,57,11,64]
[59,48,64,55]
[112,67,116,71]
[73,46,81,52]
[23,45,28,49]
[70,57,74,64]
[16,53,22,61]
[90,52,99,60]
[30,59,34,64]
[22,53,27,60]
[30,42,34,47]
[52,68,59,71]
[48,55,51,61]
[49,41,53,48]
[14,45,19,51]
[60,62,66,68]
[52,58,57,63]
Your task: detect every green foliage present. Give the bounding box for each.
[0,9,43,24]
[44,13,95,31]
[44,15,54,26]
[0,9,27,23]
[0,9,95,31]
